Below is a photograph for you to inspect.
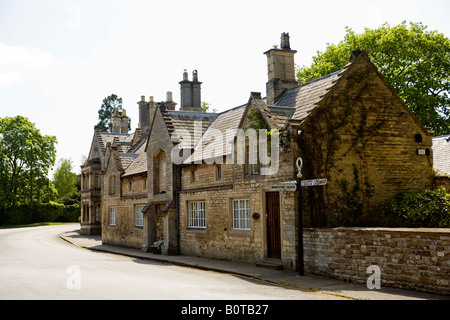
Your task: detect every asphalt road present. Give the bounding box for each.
[0,224,342,300]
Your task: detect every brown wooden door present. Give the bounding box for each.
[266,192,281,259]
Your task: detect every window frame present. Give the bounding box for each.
[109,207,116,226]
[232,199,250,230]
[188,201,206,229]
[135,204,145,227]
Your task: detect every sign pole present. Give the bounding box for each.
[296,158,304,276]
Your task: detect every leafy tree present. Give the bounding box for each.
[94,94,131,132]
[52,158,78,200]
[296,22,450,136]
[0,116,57,214]
[201,101,217,113]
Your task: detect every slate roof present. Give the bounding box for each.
[161,109,218,148]
[274,69,345,121]
[99,132,134,154]
[122,140,147,177]
[184,105,246,164]
[433,135,450,175]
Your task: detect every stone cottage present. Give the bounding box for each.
[141,73,218,254]
[176,34,434,270]
[80,109,134,235]
[82,33,434,273]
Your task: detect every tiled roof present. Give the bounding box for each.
[275,69,344,121]
[100,132,134,153]
[163,109,218,148]
[122,137,148,177]
[433,135,450,175]
[184,105,246,164]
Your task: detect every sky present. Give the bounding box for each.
[1,0,449,175]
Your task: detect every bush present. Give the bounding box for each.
[0,202,80,226]
[378,187,450,228]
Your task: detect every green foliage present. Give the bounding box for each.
[52,158,78,200]
[296,21,450,136]
[0,202,80,225]
[201,102,217,113]
[378,187,450,228]
[94,94,130,132]
[0,115,57,211]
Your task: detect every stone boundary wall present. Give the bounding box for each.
[303,228,450,296]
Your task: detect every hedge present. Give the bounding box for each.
[0,202,80,226]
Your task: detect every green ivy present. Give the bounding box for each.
[378,187,450,228]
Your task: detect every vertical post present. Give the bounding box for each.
[296,157,304,276]
[297,178,304,276]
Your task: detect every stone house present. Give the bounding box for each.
[80,109,134,235]
[141,79,218,254]
[82,33,434,273]
[176,34,434,270]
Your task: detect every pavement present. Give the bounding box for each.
[60,228,450,301]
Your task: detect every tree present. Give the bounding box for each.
[52,158,78,200]
[0,116,57,213]
[94,94,131,132]
[201,101,217,113]
[296,22,450,136]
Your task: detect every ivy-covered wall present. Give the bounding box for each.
[297,56,434,227]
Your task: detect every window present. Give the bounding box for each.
[95,206,100,222]
[190,169,196,184]
[215,164,222,181]
[143,178,147,191]
[135,205,145,227]
[232,199,250,230]
[109,175,116,195]
[95,174,100,188]
[109,207,116,226]
[188,201,206,229]
[153,150,166,194]
[244,140,259,176]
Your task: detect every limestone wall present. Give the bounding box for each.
[303,228,450,295]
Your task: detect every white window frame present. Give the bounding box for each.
[188,201,206,229]
[232,199,250,230]
[135,205,145,227]
[109,207,116,226]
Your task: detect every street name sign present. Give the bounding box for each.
[301,179,328,187]
[269,183,297,192]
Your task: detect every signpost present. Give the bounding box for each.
[301,179,328,187]
[296,157,327,276]
[269,183,297,192]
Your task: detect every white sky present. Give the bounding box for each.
[1,0,449,174]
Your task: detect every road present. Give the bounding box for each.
[0,224,342,300]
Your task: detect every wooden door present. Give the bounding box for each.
[266,192,281,259]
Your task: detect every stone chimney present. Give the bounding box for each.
[264,32,298,105]
[112,108,121,134]
[179,69,203,112]
[164,91,177,111]
[138,96,150,132]
[121,109,129,134]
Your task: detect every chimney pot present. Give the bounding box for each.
[141,96,146,102]
[280,32,291,50]
[166,91,173,102]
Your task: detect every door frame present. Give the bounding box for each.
[265,192,281,259]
